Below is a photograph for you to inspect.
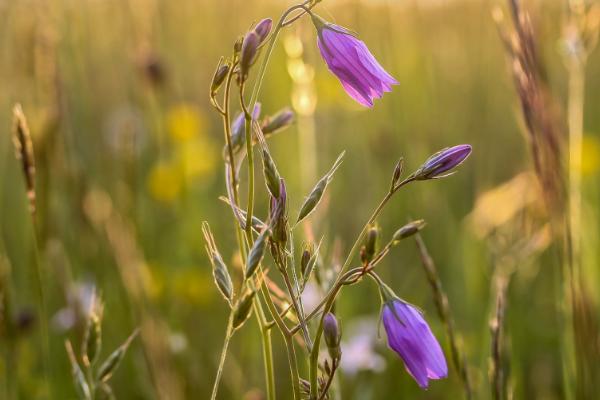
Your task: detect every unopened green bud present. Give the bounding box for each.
[392,220,426,242]
[297,178,326,224]
[233,36,244,54]
[361,226,379,265]
[269,179,288,244]
[211,59,230,95]
[212,252,234,303]
[97,329,138,383]
[391,157,404,188]
[233,291,255,330]
[296,152,344,224]
[262,149,281,198]
[300,245,313,277]
[261,108,294,135]
[245,229,270,279]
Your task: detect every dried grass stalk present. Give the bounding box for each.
[12,104,36,216]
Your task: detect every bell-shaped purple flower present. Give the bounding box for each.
[382,299,448,388]
[311,14,398,107]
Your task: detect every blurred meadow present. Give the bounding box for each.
[1,0,600,399]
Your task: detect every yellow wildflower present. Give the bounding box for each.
[147,160,182,203]
[166,103,205,143]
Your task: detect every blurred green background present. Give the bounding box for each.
[1,0,600,399]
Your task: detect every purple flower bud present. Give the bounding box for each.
[240,31,260,81]
[261,108,294,135]
[230,103,261,153]
[392,219,426,241]
[254,18,273,43]
[210,61,229,95]
[323,312,342,360]
[311,14,398,107]
[382,299,448,388]
[412,144,472,180]
[269,179,288,244]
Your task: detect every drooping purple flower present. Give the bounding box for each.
[311,14,398,107]
[382,299,447,388]
[412,144,472,180]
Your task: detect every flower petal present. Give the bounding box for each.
[315,23,398,107]
[382,301,448,389]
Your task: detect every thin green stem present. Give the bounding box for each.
[240,84,255,239]
[222,62,240,206]
[30,224,53,398]
[279,252,312,350]
[217,57,275,400]
[308,179,412,399]
[258,269,301,399]
[211,313,234,400]
[260,329,276,400]
[284,334,302,400]
[248,2,313,109]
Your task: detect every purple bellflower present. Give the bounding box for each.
[311,14,398,107]
[380,284,447,388]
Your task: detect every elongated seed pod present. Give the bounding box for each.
[96,329,138,383]
[210,58,230,95]
[392,220,426,242]
[233,291,255,329]
[296,152,344,224]
[202,222,234,304]
[245,229,270,279]
[212,252,233,303]
[261,108,294,135]
[262,149,281,198]
[82,312,102,368]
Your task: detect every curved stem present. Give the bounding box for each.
[307,179,412,399]
[211,313,234,400]
[240,84,255,238]
[248,2,314,109]
[222,62,240,205]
